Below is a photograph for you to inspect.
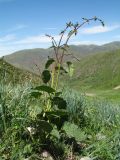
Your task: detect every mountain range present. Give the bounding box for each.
[4,41,120,74]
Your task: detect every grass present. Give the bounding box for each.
[74,87,120,102]
[0,58,39,84]
[0,81,120,159]
[63,89,120,159]
[61,49,120,102]
[1,50,120,159]
[73,49,120,89]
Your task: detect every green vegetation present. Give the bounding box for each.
[66,49,120,101]
[1,18,120,160]
[5,48,51,74]
[4,42,120,101]
[0,57,39,84]
[73,49,120,89]
[0,85,120,159]
[5,42,120,74]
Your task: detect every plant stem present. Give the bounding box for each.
[55,63,61,90]
[51,67,55,88]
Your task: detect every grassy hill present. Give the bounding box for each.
[4,41,120,74]
[66,49,120,101]
[71,49,120,89]
[0,57,39,84]
[4,48,52,74]
[3,41,120,101]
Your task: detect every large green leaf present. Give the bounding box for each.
[63,122,86,141]
[46,110,68,130]
[55,92,62,96]
[45,58,55,69]
[37,120,53,133]
[51,127,60,139]
[46,110,68,117]
[30,91,42,98]
[33,85,55,94]
[52,97,67,109]
[42,70,51,83]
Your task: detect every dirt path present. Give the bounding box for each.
[114,85,120,90]
[85,93,96,97]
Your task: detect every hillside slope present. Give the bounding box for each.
[4,41,120,74]
[0,58,38,84]
[5,48,52,74]
[68,49,120,90]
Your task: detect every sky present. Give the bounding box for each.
[0,0,120,56]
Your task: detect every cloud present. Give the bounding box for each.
[70,40,113,45]
[1,27,120,56]
[0,34,17,56]
[0,34,16,42]
[80,25,120,34]
[0,38,113,57]
[13,34,67,45]
[7,24,27,32]
[0,34,68,56]
[0,43,16,56]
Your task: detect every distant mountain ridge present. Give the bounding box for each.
[70,41,120,55]
[5,48,52,74]
[4,41,120,74]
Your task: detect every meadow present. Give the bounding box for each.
[0,18,120,160]
[0,81,120,159]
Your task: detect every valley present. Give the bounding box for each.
[3,41,120,102]
[1,1,120,159]
[1,41,120,159]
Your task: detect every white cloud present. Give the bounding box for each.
[70,40,113,45]
[80,25,120,34]
[0,34,16,42]
[0,44,16,56]
[0,34,69,56]
[13,34,67,44]
[1,28,120,56]
[7,24,27,32]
